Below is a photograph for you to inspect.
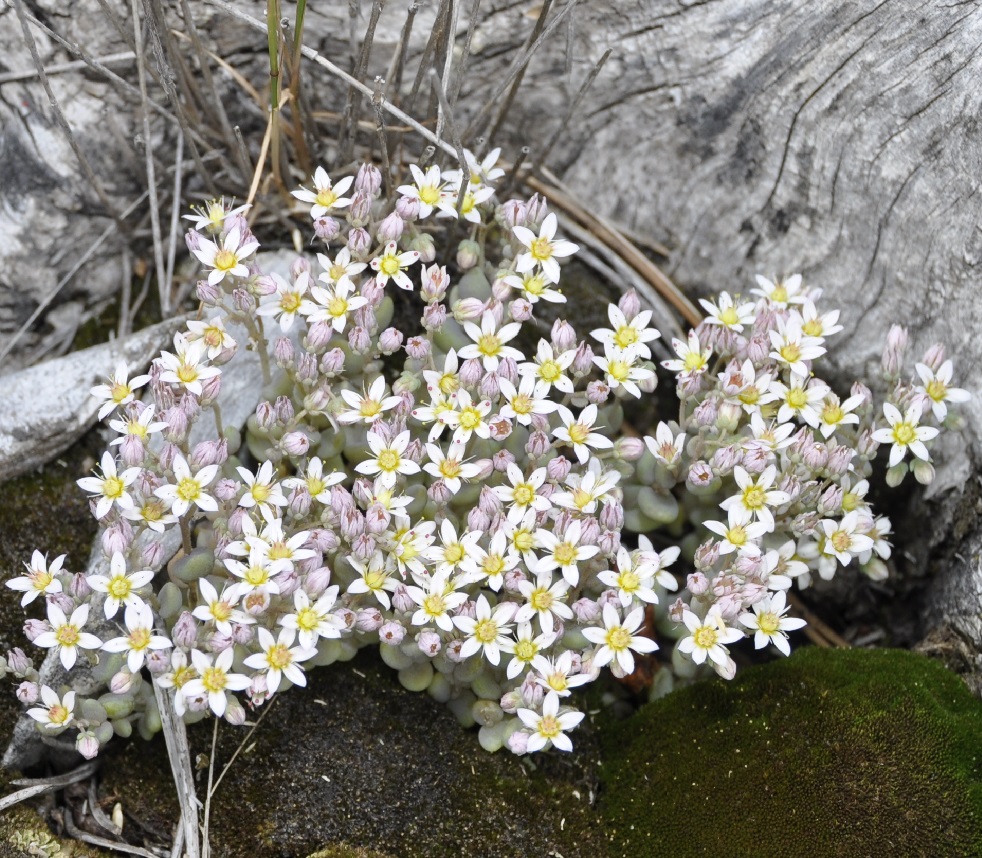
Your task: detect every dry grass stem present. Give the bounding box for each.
[340,0,386,164]
[63,806,160,858]
[0,51,135,85]
[131,0,169,315]
[448,0,481,110]
[407,0,451,121]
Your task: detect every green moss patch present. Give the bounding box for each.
[599,647,982,857]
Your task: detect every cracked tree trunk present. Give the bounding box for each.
[1,0,980,666]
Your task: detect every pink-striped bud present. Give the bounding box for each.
[347,227,371,256]
[16,681,39,704]
[551,320,576,353]
[379,621,406,645]
[377,212,405,243]
[314,217,340,241]
[417,630,441,656]
[355,163,382,197]
[378,327,404,355]
[396,195,420,221]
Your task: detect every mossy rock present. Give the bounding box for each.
[599,647,982,857]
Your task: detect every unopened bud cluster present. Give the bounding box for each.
[4,152,968,757]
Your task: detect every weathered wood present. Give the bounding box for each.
[1,0,980,655]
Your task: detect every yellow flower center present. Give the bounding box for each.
[306,478,326,497]
[606,626,632,651]
[268,542,292,560]
[831,530,853,552]
[176,478,201,503]
[524,275,547,296]
[514,639,537,661]
[482,554,506,577]
[925,379,947,402]
[103,476,126,500]
[546,673,569,693]
[360,400,382,418]
[554,543,577,566]
[251,484,271,503]
[438,374,459,396]
[49,704,70,725]
[315,188,339,208]
[742,485,767,511]
[245,565,269,586]
[328,296,348,317]
[608,358,632,381]
[726,525,748,546]
[444,543,465,565]
[530,237,553,262]
[539,360,562,383]
[364,567,388,591]
[379,254,401,276]
[537,713,562,739]
[802,318,823,337]
[822,402,844,425]
[458,408,482,431]
[511,394,533,415]
[212,601,232,623]
[780,343,802,364]
[297,607,319,631]
[841,491,858,512]
[513,484,534,506]
[213,248,238,271]
[377,449,400,472]
[267,643,292,670]
[477,333,502,357]
[571,488,593,511]
[614,326,639,348]
[693,625,718,649]
[423,593,446,616]
[32,571,53,590]
[128,627,151,651]
[171,665,196,689]
[530,587,553,611]
[893,423,916,445]
[720,307,740,327]
[512,530,534,552]
[617,569,641,592]
[110,381,131,403]
[281,292,302,314]
[418,185,441,205]
[55,625,80,647]
[683,352,705,372]
[739,387,761,406]
[201,665,228,694]
[771,285,788,304]
[177,363,199,384]
[474,618,499,644]
[757,611,781,636]
[786,389,808,410]
[440,459,462,479]
[107,577,132,599]
[568,423,590,446]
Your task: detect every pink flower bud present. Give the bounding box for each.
[355,163,382,197]
[281,431,311,456]
[456,240,480,270]
[742,444,770,474]
[491,449,516,474]
[352,533,378,561]
[571,597,600,623]
[803,442,828,471]
[417,630,442,656]
[520,672,544,709]
[508,298,532,322]
[101,521,131,557]
[76,731,101,760]
[139,538,164,569]
[49,593,74,614]
[314,216,340,241]
[499,199,527,228]
[818,485,843,515]
[453,298,486,322]
[377,212,405,243]
[614,436,645,462]
[525,194,548,226]
[584,380,609,405]
[117,434,144,467]
[598,529,620,557]
[467,507,491,533]
[275,395,295,424]
[551,320,576,353]
[347,227,371,257]
[618,289,641,320]
[23,620,48,643]
[458,359,483,389]
[600,498,624,531]
[500,690,522,714]
[826,444,853,476]
[379,621,406,645]
[16,681,39,704]
[710,445,742,475]
[243,589,271,616]
[67,572,91,602]
[693,397,719,428]
[111,670,140,694]
[232,288,255,314]
[348,191,372,224]
[685,571,709,596]
[543,455,569,483]
[249,673,269,708]
[173,611,199,649]
[694,540,720,571]
[396,195,421,220]
[598,588,622,610]
[196,279,221,304]
[526,431,551,459]
[687,460,715,490]
[571,342,595,376]
[411,233,436,263]
[8,648,32,675]
[224,696,247,726]
[479,486,503,516]
[303,566,333,599]
[356,607,384,632]
[427,480,453,505]
[668,598,686,624]
[348,325,371,354]
[378,327,404,355]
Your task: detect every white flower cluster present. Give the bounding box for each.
[4,152,968,759]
